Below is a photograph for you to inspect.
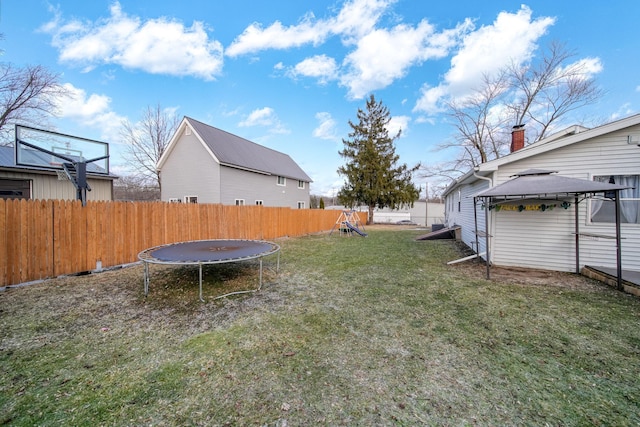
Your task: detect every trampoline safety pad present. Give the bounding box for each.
[138,239,280,301]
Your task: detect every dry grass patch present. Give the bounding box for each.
[1,228,640,425]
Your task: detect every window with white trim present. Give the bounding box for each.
[255,200,263,205]
[235,199,245,206]
[184,195,198,204]
[298,180,305,189]
[168,198,182,203]
[297,201,305,209]
[590,175,640,224]
[277,176,286,186]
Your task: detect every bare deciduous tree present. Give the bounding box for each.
[508,41,604,141]
[113,174,161,201]
[423,42,604,188]
[0,63,69,143]
[120,105,179,190]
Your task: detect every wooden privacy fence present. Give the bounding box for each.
[1,199,362,286]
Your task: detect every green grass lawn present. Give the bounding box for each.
[1,227,639,426]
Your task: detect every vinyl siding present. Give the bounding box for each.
[160,130,221,203]
[492,205,576,271]
[220,166,310,208]
[445,179,490,255]
[0,170,113,201]
[488,123,640,272]
[445,119,640,273]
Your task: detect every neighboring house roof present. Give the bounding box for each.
[159,117,312,182]
[443,113,640,197]
[0,145,116,178]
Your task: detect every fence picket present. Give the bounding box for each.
[0,199,348,286]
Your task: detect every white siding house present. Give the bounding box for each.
[158,117,312,208]
[443,114,640,274]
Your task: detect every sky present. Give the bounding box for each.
[2,0,639,197]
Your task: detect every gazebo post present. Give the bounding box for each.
[574,195,580,274]
[615,190,623,290]
[473,197,480,256]
[485,197,490,280]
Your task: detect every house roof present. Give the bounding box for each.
[475,169,631,199]
[163,117,312,182]
[0,145,116,178]
[478,113,640,173]
[443,113,640,197]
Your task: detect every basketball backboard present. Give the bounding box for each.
[15,125,109,174]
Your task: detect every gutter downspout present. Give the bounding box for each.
[474,170,493,279]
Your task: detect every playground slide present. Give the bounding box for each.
[345,221,367,237]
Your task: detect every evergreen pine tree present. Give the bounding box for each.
[337,95,420,224]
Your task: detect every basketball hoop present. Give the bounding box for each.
[57,170,69,181]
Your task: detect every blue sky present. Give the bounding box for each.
[2,0,639,197]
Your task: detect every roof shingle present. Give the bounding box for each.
[186,117,312,182]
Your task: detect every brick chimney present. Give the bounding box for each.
[511,124,525,153]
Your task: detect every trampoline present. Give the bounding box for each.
[138,239,280,301]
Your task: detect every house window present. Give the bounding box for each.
[235,199,245,206]
[277,176,286,186]
[298,180,305,189]
[184,195,198,204]
[297,201,305,209]
[0,179,31,200]
[168,198,182,203]
[255,200,263,205]
[590,175,640,224]
[457,190,461,212]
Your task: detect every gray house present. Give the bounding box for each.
[158,117,312,208]
[0,145,115,201]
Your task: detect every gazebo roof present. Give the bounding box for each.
[475,169,631,199]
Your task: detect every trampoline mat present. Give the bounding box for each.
[142,240,278,264]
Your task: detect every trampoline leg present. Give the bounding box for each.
[199,263,204,302]
[143,262,149,296]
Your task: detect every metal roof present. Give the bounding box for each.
[475,169,631,198]
[0,145,114,177]
[186,117,312,182]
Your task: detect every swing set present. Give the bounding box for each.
[329,210,367,237]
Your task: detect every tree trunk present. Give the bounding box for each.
[368,205,375,225]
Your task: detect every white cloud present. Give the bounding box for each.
[238,107,289,134]
[226,0,468,99]
[413,5,555,114]
[226,13,328,57]
[387,115,410,138]
[43,2,224,80]
[328,0,393,45]
[290,55,338,84]
[341,20,469,99]
[557,57,603,80]
[226,0,392,57]
[57,83,126,141]
[313,112,339,141]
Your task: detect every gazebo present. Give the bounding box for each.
[474,169,632,289]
